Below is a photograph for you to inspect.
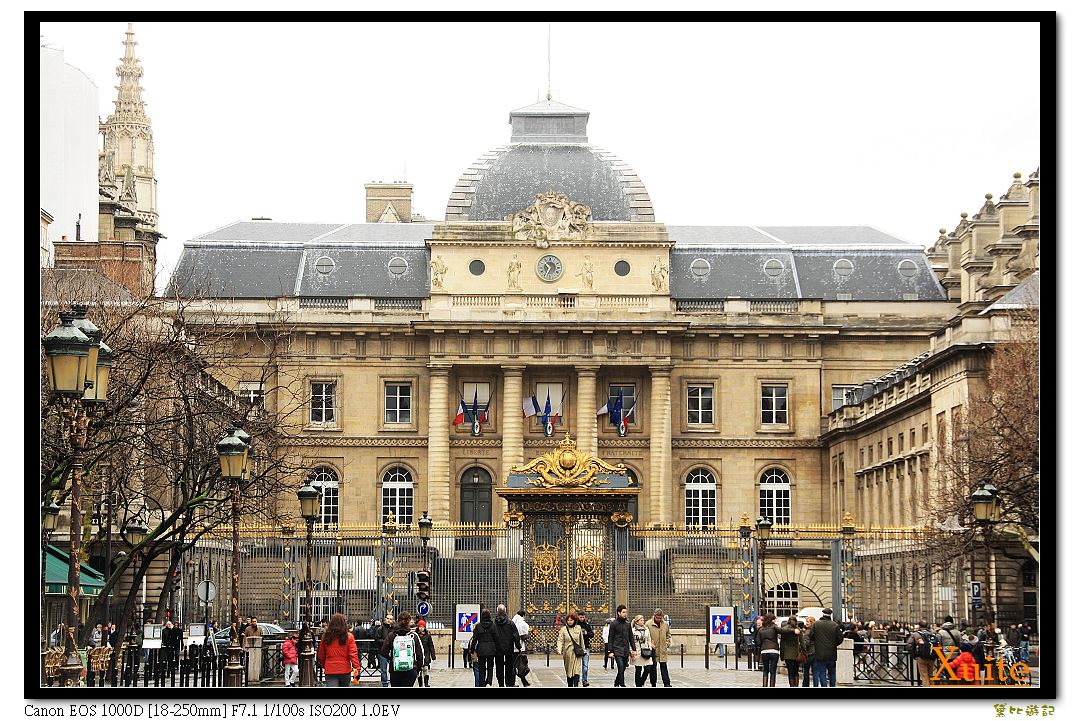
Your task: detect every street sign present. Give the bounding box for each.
[455,603,480,642]
[709,605,735,644]
[972,599,983,610]
[970,581,982,600]
[197,580,217,604]
[416,601,431,617]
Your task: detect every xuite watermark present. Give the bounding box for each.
[928,647,1032,686]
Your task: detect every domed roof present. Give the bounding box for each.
[445,99,654,222]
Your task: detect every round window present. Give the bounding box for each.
[690,258,711,278]
[388,257,409,276]
[897,259,919,278]
[833,258,855,277]
[314,256,335,275]
[763,258,784,277]
[469,259,486,276]
[614,260,631,277]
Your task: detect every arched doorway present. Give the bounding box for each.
[459,466,492,524]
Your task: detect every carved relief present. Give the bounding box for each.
[576,255,594,290]
[510,434,626,489]
[507,253,522,290]
[430,255,447,290]
[507,192,592,247]
[651,256,668,292]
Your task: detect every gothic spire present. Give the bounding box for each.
[109,23,148,123]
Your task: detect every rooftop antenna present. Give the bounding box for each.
[546,23,552,101]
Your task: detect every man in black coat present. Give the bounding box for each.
[605,604,638,687]
[372,613,395,688]
[807,608,844,687]
[492,604,520,687]
[160,620,182,671]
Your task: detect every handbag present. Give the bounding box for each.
[796,651,807,665]
[640,647,654,659]
[573,641,586,657]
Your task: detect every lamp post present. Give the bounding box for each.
[217,423,251,687]
[840,512,856,624]
[755,516,773,617]
[297,482,320,688]
[40,500,61,684]
[417,512,433,613]
[42,306,111,686]
[122,520,147,686]
[381,512,398,621]
[971,482,1002,624]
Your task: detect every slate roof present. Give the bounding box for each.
[982,270,1040,312]
[668,226,947,301]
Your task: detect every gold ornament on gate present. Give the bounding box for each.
[574,543,606,591]
[510,434,625,489]
[530,543,561,591]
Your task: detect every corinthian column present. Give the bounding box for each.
[427,365,452,522]
[576,366,599,457]
[649,365,673,524]
[501,366,525,517]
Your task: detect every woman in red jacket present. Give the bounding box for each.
[317,613,359,687]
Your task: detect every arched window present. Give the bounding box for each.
[684,468,717,527]
[766,582,801,619]
[759,468,792,525]
[308,467,339,528]
[382,467,414,525]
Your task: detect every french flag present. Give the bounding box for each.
[523,395,541,418]
[452,399,467,426]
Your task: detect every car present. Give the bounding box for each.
[214,622,287,649]
[795,607,828,625]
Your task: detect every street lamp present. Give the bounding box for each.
[122,517,148,684]
[42,306,111,687]
[971,482,1002,624]
[755,517,773,617]
[217,423,250,687]
[417,512,433,609]
[40,500,61,684]
[296,482,320,688]
[381,513,398,622]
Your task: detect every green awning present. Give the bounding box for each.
[44,545,107,597]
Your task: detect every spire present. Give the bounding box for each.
[110,23,148,123]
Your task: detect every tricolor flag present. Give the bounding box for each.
[452,398,467,425]
[479,395,491,425]
[621,402,636,432]
[552,391,564,425]
[523,395,541,418]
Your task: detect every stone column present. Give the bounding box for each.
[576,366,599,457]
[501,366,525,518]
[427,365,452,522]
[648,366,673,524]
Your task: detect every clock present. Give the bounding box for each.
[536,254,564,282]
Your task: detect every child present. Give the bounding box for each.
[415,620,437,687]
[948,642,980,685]
[282,633,299,687]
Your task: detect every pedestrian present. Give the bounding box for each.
[755,613,780,687]
[557,611,585,687]
[471,608,498,687]
[108,622,119,649]
[381,612,425,688]
[372,613,395,688]
[1019,623,1031,663]
[631,614,654,687]
[90,624,103,648]
[161,620,182,672]
[413,620,436,687]
[460,635,471,669]
[1005,623,1020,650]
[511,609,531,687]
[576,611,594,687]
[606,604,638,687]
[751,616,763,669]
[906,621,938,687]
[808,608,844,687]
[493,604,519,687]
[948,642,981,685]
[601,618,612,669]
[316,613,360,687]
[799,617,817,687]
[645,608,672,687]
[779,615,802,687]
[938,615,963,659]
[282,632,299,687]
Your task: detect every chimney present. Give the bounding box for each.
[365,182,413,223]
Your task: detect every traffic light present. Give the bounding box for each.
[416,570,431,601]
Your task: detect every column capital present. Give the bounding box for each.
[576,364,600,375]
[501,365,526,375]
[427,363,453,374]
[648,364,673,375]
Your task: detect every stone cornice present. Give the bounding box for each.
[671,437,822,449]
[283,436,428,447]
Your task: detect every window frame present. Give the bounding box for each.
[758,379,792,432]
[831,384,858,412]
[384,381,413,425]
[379,374,419,432]
[683,467,718,527]
[758,467,793,525]
[307,466,340,528]
[604,382,638,432]
[238,380,265,409]
[307,377,341,431]
[461,380,493,427]
[530,381,565,431]
[683,379,716,431]
[381,466,415,526]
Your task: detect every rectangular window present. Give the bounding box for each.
[887,437,894,457]
[321,484,339,527]
[687,384,714,425]
[910,428,916,449]
[532,382,564,428]
[238,381,264,409]
[922,423,929,446]
[760,384,788,425]
[462,381,491,424]
[831,384,858,411]
[607,384,637,426]
[859,448,865,468]
[310,381,336,425]
[384,382,413,424]
[898,433,904,453]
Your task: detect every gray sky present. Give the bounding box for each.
[38,21,1040,293]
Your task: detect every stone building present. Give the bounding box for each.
[163,96,1046,621]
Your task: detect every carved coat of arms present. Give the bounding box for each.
[507,192,592,248]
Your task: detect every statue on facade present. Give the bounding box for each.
[507,192,592,246]
[507,253,522,290]
[430,255,448,290]
[651,256,668,292]
[98,149,116,185]
[120,164,137,203]
[576,254,594,291]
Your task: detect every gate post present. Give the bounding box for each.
[737,514,755,624]
[841,513,857,623]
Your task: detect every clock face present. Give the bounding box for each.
[536,254,564,282]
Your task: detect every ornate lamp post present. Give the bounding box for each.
[217,423,250,687]
[416,512,433,612]
[737,513,754,623]
[840,512,857,624]
[755,516,773,617]
[297,482,320,687]
[381,513,398,621]
[122,517,148,681]
[971,482,1002,624]
[42,306,111,686]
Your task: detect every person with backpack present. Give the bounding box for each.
[316,613,360,687]
[493,605,519,687]
[470,608,498,687]
[414,620,436,687]
[511,609,532,687]
[380,611,425,688]
[907,621,940,687]
[937,615,963,660]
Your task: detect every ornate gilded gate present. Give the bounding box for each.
[498,435,637,650]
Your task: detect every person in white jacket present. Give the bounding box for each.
[601,618,613,669]
[511,610,531,687]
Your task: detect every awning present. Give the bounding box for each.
[44,545,107,597]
